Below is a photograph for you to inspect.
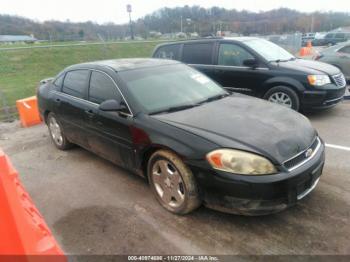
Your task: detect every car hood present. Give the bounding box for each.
[276,58,340,75]
[152,95,316,164]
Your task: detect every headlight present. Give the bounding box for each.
[206,149,277,175]
[307,75,331,86]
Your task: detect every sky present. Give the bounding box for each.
[1,0,350,24]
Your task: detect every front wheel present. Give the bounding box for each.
[147,150,201,215]
[264,86,300,111]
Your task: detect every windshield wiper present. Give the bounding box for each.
[149,103,199,115]
[198,93,230,105]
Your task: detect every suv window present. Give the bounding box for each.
[154,44,180,60]
[218,43,254,66]
[62,70,89,99]
[89,71,121,104]
[335,33,345,39]
[182,43,213,64]
[325,33,334,39]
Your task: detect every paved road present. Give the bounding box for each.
[0,102,349,255]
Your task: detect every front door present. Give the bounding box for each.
[210,43,269,97]
[86,70,134,169]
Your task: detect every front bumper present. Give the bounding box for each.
[301,85,346,110]
[191,141,325,216]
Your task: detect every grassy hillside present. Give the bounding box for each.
[0,41,161,120]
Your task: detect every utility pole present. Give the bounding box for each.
[127,4,134,40]
[310,14,314,33]
[180,15,183,33]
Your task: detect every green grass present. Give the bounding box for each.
[0,41,161,120]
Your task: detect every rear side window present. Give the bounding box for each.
[325,34,334,39]
[53,74,64,88]
[335,33,345,39]
[154,45,180,60]
[89,71,121,104]
[182,43,213,64]
[62,70,89,99]
[218,43,254,66]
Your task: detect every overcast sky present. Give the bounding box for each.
[2,0,349,24]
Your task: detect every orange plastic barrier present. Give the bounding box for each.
[16,96,42,128]
[299,47,311,56]
[299,41,314,57]
[0,148,66,261]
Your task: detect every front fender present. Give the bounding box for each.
[261,76,306,95]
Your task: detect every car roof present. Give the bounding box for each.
[159,36,260,44]
[66,58,181,72]
[154,37,262,49]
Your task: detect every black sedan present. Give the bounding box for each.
[37,59,325,215]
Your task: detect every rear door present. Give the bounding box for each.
[181,42,217,79]
[54,69,91,148]
[86,70,134,168]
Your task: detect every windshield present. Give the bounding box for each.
[245,39,295,62]
[118,64,227,114]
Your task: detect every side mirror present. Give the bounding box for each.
[243,58,258,68]
[99,99,125,112]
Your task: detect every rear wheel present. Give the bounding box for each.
[148,150,201,215]
[47,112,73,150]
[264,86,300,111]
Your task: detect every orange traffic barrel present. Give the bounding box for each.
[16,96,42,127]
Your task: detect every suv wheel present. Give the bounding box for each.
[148,150,201,215]
[264,86,300,111]
[47,112,73,150]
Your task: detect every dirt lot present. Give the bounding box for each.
[0,101,350,255]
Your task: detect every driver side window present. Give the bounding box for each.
[218,44,254,66]
[89,71,122,104]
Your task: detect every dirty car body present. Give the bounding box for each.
[37,59,325,215]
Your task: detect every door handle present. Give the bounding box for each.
[85,109,95,118]
[54,98,61,105]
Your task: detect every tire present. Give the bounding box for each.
[147,150,201,215]
[47,112,73,150]
[263,86,300,111]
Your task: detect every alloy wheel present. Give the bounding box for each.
[49,116,63,146]
[268,92,292,108]
[151,159,185,208]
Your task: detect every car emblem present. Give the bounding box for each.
[305,148,313,158]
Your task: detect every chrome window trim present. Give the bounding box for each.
[283,137,321,172]
[51,90,98,107]
[188,63,269,70]
[59,68,134,117]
